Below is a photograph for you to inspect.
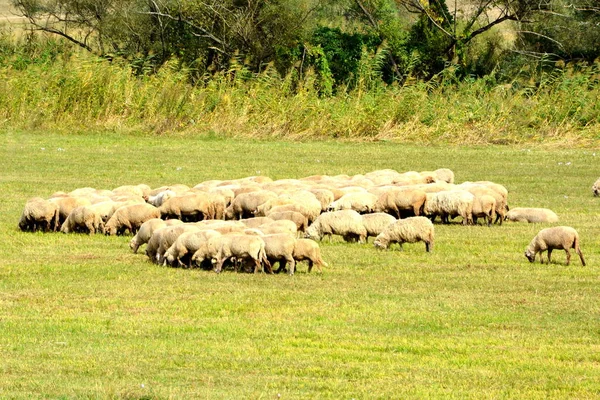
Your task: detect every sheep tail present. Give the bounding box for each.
[259,245,273,274]
[574,235,586,266]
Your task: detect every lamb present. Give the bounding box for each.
[373,216,434,252]
[145,224,201,264]
[327,192,378,214]
[423,190,474,225]
[505,207,559,223]
[266,211,309,233]
[471,194,496,226]
[163,229,222,267]
[18,197,60,232]
[305,210,367,243]
[158,193,213,222]
[192,234,271,273]
[372,188,427,218]
[60,206,105,234]
[129,218,183,253]
[361,213,397,241]
[291,239,328,273]
[261,233,297,275]
[524,226,585,266]
[593,178,600,196]
[104,203,161,236]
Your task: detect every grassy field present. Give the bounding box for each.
[1,129,600,398]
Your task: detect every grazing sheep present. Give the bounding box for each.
[239,217,275,229]
[471,194,497,226]
[462,181,509,224]
[291,239,328,273]
[505,207,559,223]
[145,224,201,264]
[592,178,600,196]
[266,203,317,224]
[49,196,92,225]
[261,233,297,275]
[374,216,434,252]
[193,234,271,273]
[112,184,151,199]
[129,218,183,253]
[373,188,427,218]
[433,168,455,184]
[146,190,176,207]
[158,193,213,222]
[18,197,60,232]
[327,192,378,214]
[253,198,296,216]
[361,213,397,241]
[256,220,298,236]
[266,211,309,233]
[308,188,335,212]
[423,190,474,225]
[227,190,278,220]
[60,206,105,234]
[525,226,585,266]
[164,229,222,267]
[460,184,508,225]
[305,210,367,243]
[104,203,160,236]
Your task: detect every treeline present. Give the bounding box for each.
[7,0,600,87]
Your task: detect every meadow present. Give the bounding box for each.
[1,129,599,398]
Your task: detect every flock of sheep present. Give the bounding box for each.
[17,168,593,273]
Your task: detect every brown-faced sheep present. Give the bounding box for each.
[104,203,160,236]
[18,197,60,232]
[60,206,105,234]
[505,207,559,223]
[423,190,474,225]
[305,210,367,243]
[525,226,585,266]
[129,218,183,253]
[373,188,427,219]
[374,216,434,252]
[361,213,397,241]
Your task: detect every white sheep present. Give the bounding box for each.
[525,226,585,266]
[164,229,222,267]
[261,233,297,275]
[49,196,92,225]
[256,220,298,236]
[18,197,60,232]
[505,207,559,223]
[193,234,271,273]
[158,193,213,222]
[104,203,161,236]
[146,190,176,207]
[592,178,600,196]
[60,206,105,234]
[266,211,308,233]
[471,194,497,226]
[361,213,397,241]
[305,210,367,243]
[327,192,378,214]
[373,216,434,252]
[291,239,328,273]
[423,190,474,225]
[239,217,275,229]
[129,218,183,253]
[145,224,201,264]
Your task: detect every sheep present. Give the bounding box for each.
[292,239,328,273]
[60,206,105,234]
[163,229,222,267]
[226,190,278,220]
[327,192,378,214]
[266,203,317,224]
[261,233,297,275]
[463,181,509,224]
[145,224,201,264]
[524,226,585,266]
[129,218,183,253]
[239,217,275,228]
[146,190,176,207]
[308,188,335,212]
[471,194,497,226]
[593,178,600,196]
[460,184,508,225]
[18,197,60,232]
[361,213,397,241]
[305,210,367,243]
[432,168,455,184]
[49,196,92,225]
[253,198,296,216]
[112,184,151,199]
[256,220,298,236]
[104,203,160,236]
[373,188,427,219]
[158,193,213,222]
[423,190,474,225]
[193,234,271,274]
[374,216,434,252]
[505,207,559,224]
[266,211,308,233]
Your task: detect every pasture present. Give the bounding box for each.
[1,130,600,398]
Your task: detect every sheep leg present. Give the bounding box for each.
[563,249,570,266]
[287,257,296,276]
[577,248,586,266]
[214,258,225,273]
[547,248,553,264]
[276,260,287,274]
[425,241,432,253]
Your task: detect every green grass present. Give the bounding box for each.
[1,130,600,398]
